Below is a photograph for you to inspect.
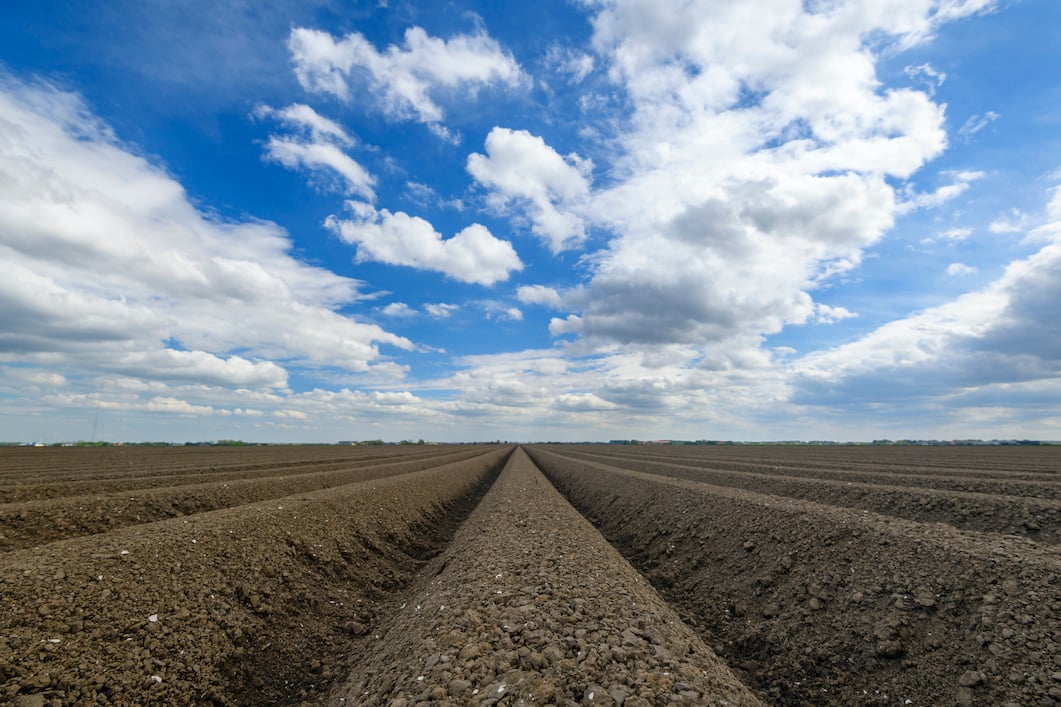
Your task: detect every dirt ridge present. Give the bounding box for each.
[528,445,1061,706]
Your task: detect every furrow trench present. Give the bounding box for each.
[331,447,759,706]
[0,447,512,705]
[526,445,1061,707]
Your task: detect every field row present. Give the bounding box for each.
[0,445,469,500]
[527,445,1061,706]
[0,446,513,705]
[549,445,1061,543]
[3,444,1058,705]
[332,448,756,705]
[600,444,1060,476]
[0,447,493,552]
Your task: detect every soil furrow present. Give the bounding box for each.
[332,447,759,706]
[0,448,494,552]
[0,447,512,705]
[549,448,1060,543]
[527,446,1061,707]
[578,446,1061,483]
[560,447,1061,498]
[0,447,473,498]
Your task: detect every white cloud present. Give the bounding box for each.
[899,170,985,212]
[946,262,978,276]
[325,202,522,286]
[144,396,217,416]
[254,103,355,146]
[0,75,410,395]
[924,227,973,243]
[553,393,616,412]
[288,25,523,132]
[549,314,583,337]
[113,350,288,388]
[813,303,858,324]
[546,45,596,84]
[381,302,416,317]
[544,0,987,361]
[481,304,523,321]
[989,209,1028,234]
[468,127,592,252]
[255,103,375,199]
[904,62,946,94]
[958,111,1000,139]
[792,188,1061,406]
[424,303,460,318]
[516,285,564,308]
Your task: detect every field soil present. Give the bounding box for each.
[331,447,757,706]
[2,443,1058,706]
[1,445,510,705]
[527,444,1061,707]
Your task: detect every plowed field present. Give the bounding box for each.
[527,444,1060,707]
[2,443,1058,706]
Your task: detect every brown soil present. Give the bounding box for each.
[330,447,758,706]
[3,443,1058,706]
[1,446,511,705]
[0,446,491,551]
[527,445,1061,707]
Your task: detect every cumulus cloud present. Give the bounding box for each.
[926,227,974,243]
[381,302,416,317]
[899,170,985,212]
[813,304,858,324]
[545,45,596,84]
[424,303,460,318]
[527,0,1001,367]
[989,209,1028,234]
[549,315,582,337]
[0,75,410,395]
[468,127,592,252]
[255,103,375,199]
[792,185,1061,406]
[517,285,565,308]
[946,262,978,276]
[325,202,522,286]
[288,25,522,133]
[553,392,616,412]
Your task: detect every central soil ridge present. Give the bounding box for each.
[330,447,759,706]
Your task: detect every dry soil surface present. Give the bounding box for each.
[528,445,1061,707]
[331,447,759,706]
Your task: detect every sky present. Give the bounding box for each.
[1,0,1059,443]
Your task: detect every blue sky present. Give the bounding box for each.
[2,0,1059,443]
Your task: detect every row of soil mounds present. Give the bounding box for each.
[526,445,1061,706]
[0,446,493,551]
[328,447,758,706]
[0,446,512,705]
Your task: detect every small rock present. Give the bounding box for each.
[14,696,46,707]
[958,670,984,687]
[448,679,471,697]
[344,621,368,636]
[609,684,630,703]
[875,640,904,658]
[584,684,612,703]
[742,541,756,552]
